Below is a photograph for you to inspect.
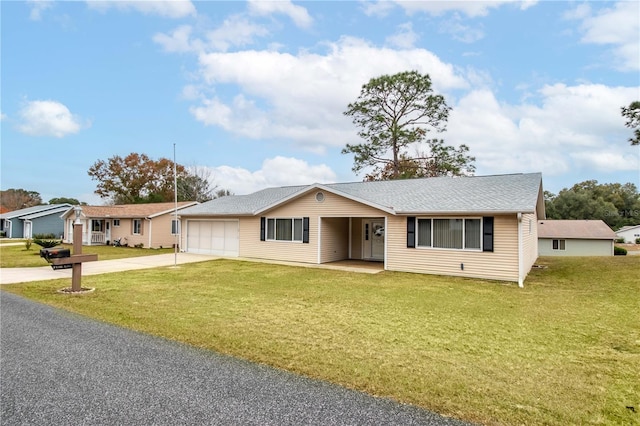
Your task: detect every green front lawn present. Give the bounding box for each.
[2,256,639,425]
[0,243,174,268]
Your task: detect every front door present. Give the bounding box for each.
[105,221,111,243]
[363,219,384,261]
[24,221,32,239]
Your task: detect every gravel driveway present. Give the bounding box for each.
[1,293,470,425]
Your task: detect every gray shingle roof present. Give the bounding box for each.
[179,173,543,217]
[0,204,72,220]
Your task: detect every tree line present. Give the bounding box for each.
[545,181,640,230]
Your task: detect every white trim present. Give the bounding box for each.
[383,216,388,270]
[415,217,483,251]
[317,217,322,264]
[147,218,152,248]
[348,218,352,259]
[254,183,396,216]
[518,212,524,288]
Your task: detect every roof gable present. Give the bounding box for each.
[0,204,72,220]
[180,173,543,217]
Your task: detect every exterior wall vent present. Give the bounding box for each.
[315,192,325,202]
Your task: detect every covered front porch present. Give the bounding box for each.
[318,216,386,266]
[66,218,112,245]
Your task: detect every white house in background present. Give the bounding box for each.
[538,220,617,256]
[615,224,640,243]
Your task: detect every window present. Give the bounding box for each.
[113,219,120,227]
[171,219,179,235]
[416,218,482,250]
[552,239,566,250]
[266,218,303,242]
[91,220,103,232]
[133,219,142,235]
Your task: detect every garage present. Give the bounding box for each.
[186,220,239,256]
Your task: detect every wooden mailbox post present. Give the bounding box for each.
[51,206,98,292]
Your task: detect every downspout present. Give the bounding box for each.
[147,218,152,248]
[517,212,524,288]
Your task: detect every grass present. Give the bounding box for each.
[0,243,174,268]
[2,256,639,425]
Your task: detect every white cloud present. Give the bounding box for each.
[87,0,196,19]
[395,0,538,18]
[190,37,468,151]
[446,83,638,177]
[153,25,202,53]
[439,16,485,43]
[208,156,337,194]
[206,15,269,51]
[568,1,640,71]
[571,151,639,172]
[27,0,53,21]
[385,22,419,49]
[248,0,313,29]
[16,100,88,138]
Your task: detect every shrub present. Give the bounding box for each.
[0,231,5,237]
[25,239,32,250]
[636,237,640,244]
[614,246,627,256]
[134,243,144,249]
[615,237,626,243]
[33,239,63,249]
[33,233,56,239]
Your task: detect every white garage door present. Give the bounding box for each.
[186,220,239,256]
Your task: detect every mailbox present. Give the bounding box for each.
[40,247,71,261]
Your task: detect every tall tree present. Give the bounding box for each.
[0,189,43,210]
[49,197,84,205]
[343,70,473,180]
[177,166,217,203]
[621,101,640,146]
[88,152,189,204]
[364,139,475,181]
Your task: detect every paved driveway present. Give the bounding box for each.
[1,293,469,425]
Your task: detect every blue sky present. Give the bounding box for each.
[1,0,639,205]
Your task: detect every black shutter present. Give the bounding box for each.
[483,217,494,252]
[302,217,309,243]
[407,216,416,248]
[260,217,266,241]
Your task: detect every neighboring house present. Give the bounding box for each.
[0,204,71,239]
[179,173,544,287]
[61,202,198,248]
[538,220,617,256]
[615,225,640,243]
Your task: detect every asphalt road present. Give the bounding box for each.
[1,293,470,426]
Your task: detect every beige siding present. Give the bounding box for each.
[386,215,521,282]
[521,212,539,278]
[239,190,385,264]
[539,238,613,256]
[320,217,349,262]
[149,214,180,249]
